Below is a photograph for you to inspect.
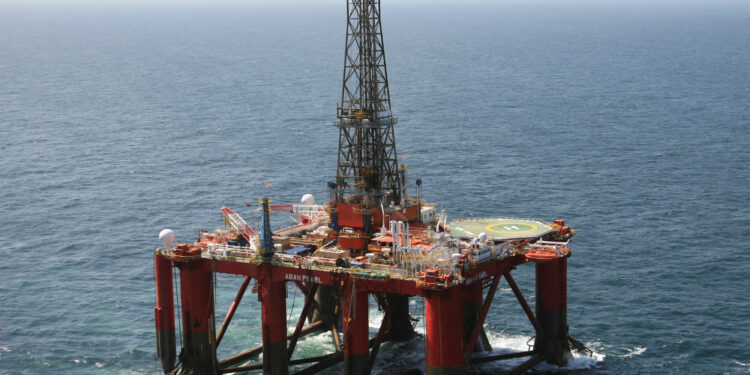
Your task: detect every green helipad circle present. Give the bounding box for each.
[446,217,554,241]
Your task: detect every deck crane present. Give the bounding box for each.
[221,207,259,250]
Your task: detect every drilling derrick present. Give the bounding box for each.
[330,0,420,252]
[335,0,400,206]
[330,0,417,348]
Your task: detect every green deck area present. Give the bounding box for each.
[446,217,554,241]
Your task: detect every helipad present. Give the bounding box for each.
[446,217,555,241]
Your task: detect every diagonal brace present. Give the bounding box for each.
[216,275,251,347]
[463,274,501,365]
[369,295,395,368]
[504,272,544,338]
[288,283,319,359]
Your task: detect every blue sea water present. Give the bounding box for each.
[1,1,749,374]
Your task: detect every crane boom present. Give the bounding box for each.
[221,207,259,250]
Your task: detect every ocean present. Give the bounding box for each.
[1,1,749,374]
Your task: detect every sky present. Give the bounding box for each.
[1,0,746,23]
[0,0,743,6]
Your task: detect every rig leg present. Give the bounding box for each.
[343,280,369,375]
[425,288,465,375]
[464,282,491,352]
[259,267,289,375]
[154,254,176,374]
[534,258,571,366]
[385,294,416,342]
[178,260,215,374]
[312,285,341,327]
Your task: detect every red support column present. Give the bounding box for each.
[154,254,176,374]
[534,258,570,365]
[178,260,215,373]
[343,279,369,375]
[259,266,289,375]
[425,287,465,375]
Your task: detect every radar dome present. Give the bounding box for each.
[301,194,315,206]
[159,229,175,246]
[478,232,488,243]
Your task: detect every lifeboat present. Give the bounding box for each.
[525,245,570,263]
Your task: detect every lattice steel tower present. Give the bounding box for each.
[335,0,400,206]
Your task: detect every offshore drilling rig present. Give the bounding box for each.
[152,1,583,374]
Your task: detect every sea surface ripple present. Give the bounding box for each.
[1,2,748,374]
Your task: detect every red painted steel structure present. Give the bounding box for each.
[155,249,573,374]
[425,287,465,375]
[335,202,420,230]
[259,264,289,375]
[535,257,569,366]
[153,254,176,374]
[343,279,370,375]
[177,260,215,373]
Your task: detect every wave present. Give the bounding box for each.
[620,346,647,359]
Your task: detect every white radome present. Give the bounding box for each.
[301,193,315,206]
[478,232,488,243]
[159,229,175,246]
